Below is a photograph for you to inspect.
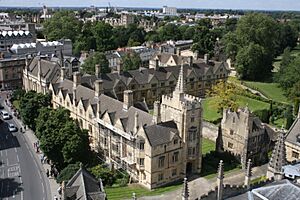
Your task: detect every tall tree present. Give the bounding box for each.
[81,52,110,74]
[43,11,82,42]
[123,52,142,71]
[92,21,114,52]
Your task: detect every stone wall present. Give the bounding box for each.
[202,121,218,141]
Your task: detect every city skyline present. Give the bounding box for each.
[1,0,300,11]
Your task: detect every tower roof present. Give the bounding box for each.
[268,130,287,173]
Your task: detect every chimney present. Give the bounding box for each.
[94,80,103,98]
[153,101,161,124]
[204,54,209,64]
[97,99,101,119]
[177,48,181,56]
[95,64,101,78]
[154,59,159,70]
[73,71,81,88]
[189,56,193,67]
[134,112,139,134]
[217,160,224,200]
[193,50,199,60]
[60,67,66,81]
[38,56,42,80]
[117,61,123,75]
[123,90,133,110]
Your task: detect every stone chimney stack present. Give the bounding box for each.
[123,90,133,110]
[94,79,103,98]
[95,64,101,78]
[73,71,81,88]
[153,101,161,124]
[181,177,189,200]
[244,159,252,189]
[38,56,42,80]
[189,56,193,67]
[134,112,139,134]
[217,160,224,200]
[155,59,159,70]
[60,67,66,81]
[204,54,209,64]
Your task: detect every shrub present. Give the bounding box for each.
[56,163,80,184]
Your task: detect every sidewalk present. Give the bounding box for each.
[4,97,60,200]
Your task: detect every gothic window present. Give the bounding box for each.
[233,117,235,123]
[172,169,177,176]
[188,148,192,156]
[189,127,197,142]
[158,156,165,168]
[292,151,299,159]
[230,129,234,135]
[228,142,233,149]
[172,152,179,163]
[191,117,195,122]
[158,173,164,181]
[173,139,178,145]
[139,142,145,150]
[139,158,145,166]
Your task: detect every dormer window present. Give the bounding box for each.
[297,135,300,143]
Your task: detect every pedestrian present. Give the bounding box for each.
[40,154,44,163]
[50,169,53,177]
[46,169,49,177]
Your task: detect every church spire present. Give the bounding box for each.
[267,129,287,181]
[175,62,185,94]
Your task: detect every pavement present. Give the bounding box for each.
[138,164,268,200]
[0,91,59,200]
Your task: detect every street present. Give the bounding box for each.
[0,93,50,200]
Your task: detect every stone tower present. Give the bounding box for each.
[267,129,287,181]
[161,63,203,174]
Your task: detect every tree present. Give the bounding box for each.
[158,24,182,41]
[81,52,110,74]
[73,21,96,56]
[19,91,51,130]
[36,108,91,169]
[235,43,270,80]
[92,21,114,52]
[207,81,240,112]
[90,164,116,186]
[56,163,80,183]
[285,106,294,129]
[192,22,216,56]
[43,11,82,42]
[221,32,239,62]
[123,52,142,71]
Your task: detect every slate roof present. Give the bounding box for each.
[144,120,179,146]
[27,56,61,84]
[65,166,106,200]
[227,180,300,200]
[286,115,300,145]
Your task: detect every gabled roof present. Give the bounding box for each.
[144,120,179,146]
[286,115,300,145]
[65,166,106,200]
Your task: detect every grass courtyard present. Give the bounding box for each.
[202,138,216,155]
[106,182,182,200]
[243,81,289,104]
[203,95,270,123]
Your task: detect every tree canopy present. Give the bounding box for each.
[43,11,82,42]
[122,52,142,71]
[81,52,110,74]
[222,13,298,81]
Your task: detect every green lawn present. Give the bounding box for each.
[203,95,270,122]
[13,100,20,110]
[243,81,289,103]
[106,182,182,200]
[202,138,216,155]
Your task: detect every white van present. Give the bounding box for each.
[1,110,10,120]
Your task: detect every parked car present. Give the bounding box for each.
[8,123,17,132]
[0,103,4,109]
[1,110,10,120]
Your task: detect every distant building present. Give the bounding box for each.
[162,6,177,16]
[0,57,25,90]
[218,108,276,168]
[120,13,135,27]
[285,108,300,162]
[0,30,35,50]
[10,39,72,57]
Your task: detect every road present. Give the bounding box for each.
[0,93,50,200]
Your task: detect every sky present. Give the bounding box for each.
[1,0,300,11]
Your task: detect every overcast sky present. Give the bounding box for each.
[1,0,300,11]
